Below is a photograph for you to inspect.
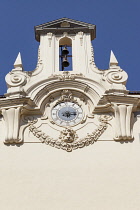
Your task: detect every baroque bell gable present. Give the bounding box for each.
[1,18,140,151]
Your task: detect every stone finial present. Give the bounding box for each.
[13,52,23,70]
[109,50,118,67]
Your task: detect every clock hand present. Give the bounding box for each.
[62,111,71,118]
[69,112,77,115]
[62,111,76,118]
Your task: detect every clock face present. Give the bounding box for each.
[51,102,83,126]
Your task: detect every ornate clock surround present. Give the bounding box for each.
[19,86,113,152]
[41,89,92,129]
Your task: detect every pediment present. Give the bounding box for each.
[35,17,95,28]
[35,18,96,41]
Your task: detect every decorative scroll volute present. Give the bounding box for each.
[5,71,27,87]
[5,71,27,98]
[105,69,128,84]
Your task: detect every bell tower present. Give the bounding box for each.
[1,18,140,210]
[3,17,139,148]
[34,18,96,76]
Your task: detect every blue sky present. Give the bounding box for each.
[0,0,139,94]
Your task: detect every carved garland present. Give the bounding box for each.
[28,115,112,152]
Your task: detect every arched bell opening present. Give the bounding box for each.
[59,37,72,71]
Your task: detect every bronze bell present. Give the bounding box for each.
[62,46,69,56]
[62,56,69,67]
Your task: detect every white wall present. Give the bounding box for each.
[0,116,140,210]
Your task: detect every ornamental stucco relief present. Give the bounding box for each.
[1,18,139,149]
[27,114,112,152]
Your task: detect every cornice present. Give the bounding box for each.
[94,93,139,113]
[0,97,35,110]
[34,18,96,41]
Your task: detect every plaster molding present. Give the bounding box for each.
[113,104,133,140]
[5,70,28,98]
[105,68,128,84]
[0,97,33,109]
[59,127,78,143]
[94,93,139,113]
[2,107,22,143]
[1,18,139,150]
[105,89,129,96]
[28,79,103,109]
[103,66,128,91]
[89,45,97,68]
[94,93,139,140]
[89,45,104,74]
[41,89,89,126]
[30,46,43,76]
[58,32,72,41]
[55,89,79,105]
[47,32,53,47]
[28,114,111,152]
[6,71,27,87]
[78,31,84,46]
[48,71,84,81]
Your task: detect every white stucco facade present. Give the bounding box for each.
[0,18,140,210]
